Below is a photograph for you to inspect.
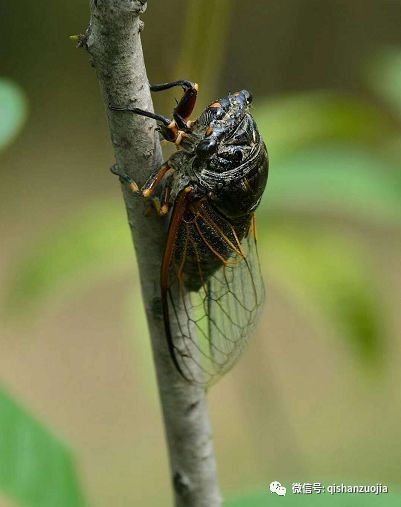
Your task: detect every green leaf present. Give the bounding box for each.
[0,79,28,151]
[0,388,85,507]
[5,199,133,317]
[259,144,401,227]
[366,47,401,120]
[254,92,395,162]
[261,225,387,363]
[226,488,401,506]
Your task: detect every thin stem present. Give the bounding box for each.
[177,0,233,104]
[83,1,221,506]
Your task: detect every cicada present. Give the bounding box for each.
[111,80,268,385]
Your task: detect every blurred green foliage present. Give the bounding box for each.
[1,1,401,504]
[254,92,396,161]
[260,144,401,226]
[0,389,85,507]
[5,201,132,319]
[0,77,86,507]
[264,225,386,362]
[0,79,27,152]
[367,47,401,120]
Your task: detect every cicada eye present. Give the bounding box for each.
[220,148,245,165]
[243,90,253,104]
[232,150,243,164]
[196,138,218,159]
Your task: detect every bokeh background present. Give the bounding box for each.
[1,1,401,506]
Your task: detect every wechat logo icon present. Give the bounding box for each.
[269,481,287,496]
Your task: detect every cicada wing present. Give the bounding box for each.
[202,220,265,383]
[162,197,265,386]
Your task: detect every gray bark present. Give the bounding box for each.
[83,1,221,506]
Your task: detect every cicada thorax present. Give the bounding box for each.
[172,197,251,292]
[185,109,269,220]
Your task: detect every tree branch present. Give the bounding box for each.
[84,1,221,505]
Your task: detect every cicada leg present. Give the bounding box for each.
[151,80,198,145]
[111,161,174,215]
[109,104,178,143]
[147,171,174,216]
[141,162,172,198]
[157,172,174,216]
[110,164,139,193]
[110,80,198,146]
[150,80,199,122]
[145,165,174,216]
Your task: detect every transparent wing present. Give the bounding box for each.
[162,199,265,386]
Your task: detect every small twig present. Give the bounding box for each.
[176,0,232,101]
[83,1,221,506]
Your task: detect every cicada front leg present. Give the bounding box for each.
[109,79,198,146]
[110,105,179,144]
[150,80,198,123]
[150,80,198,144]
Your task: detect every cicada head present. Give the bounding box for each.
[195,90,254,157]
[189,90,261,171]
